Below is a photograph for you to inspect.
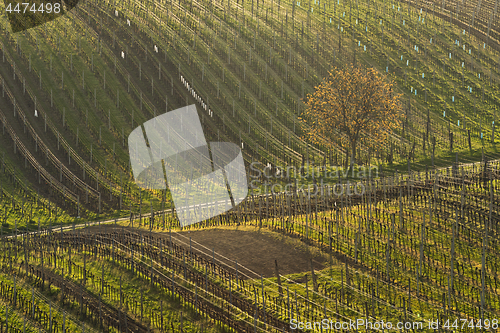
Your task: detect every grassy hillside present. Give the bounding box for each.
[0,0,499,222]
[0,1,499,330]
[0,160,498,332]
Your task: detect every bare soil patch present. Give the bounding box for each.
[175,227,326,278]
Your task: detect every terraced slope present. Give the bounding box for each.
[0,0,498,222]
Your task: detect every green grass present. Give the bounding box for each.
[0,0,499,225]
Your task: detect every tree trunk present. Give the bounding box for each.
[349,139,356,173]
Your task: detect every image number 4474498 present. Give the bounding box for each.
[4,0,80,32]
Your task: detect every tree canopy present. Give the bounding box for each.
[301,65,402,168]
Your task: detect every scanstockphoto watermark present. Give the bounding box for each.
[249,178,367,196]
[290,318,425,331]
[248,162,378,196]
[249,162,379,180]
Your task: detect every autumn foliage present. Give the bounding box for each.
[301,65,402,168]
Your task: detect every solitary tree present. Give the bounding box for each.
[301,65,402,170]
